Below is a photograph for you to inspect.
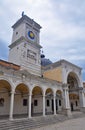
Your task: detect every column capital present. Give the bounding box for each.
[29,93,32,96]
[43,95,45,97]
[53,92,56,97]
[63,88,69,92]
[29,90,32,96]
[62,83,68,88]
[10,90,15,94]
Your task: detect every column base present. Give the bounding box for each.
[63,108,72,118]
[43,114,46,117]
[28,116,32,119]
[9,117,13,121]
[80,107,85,113]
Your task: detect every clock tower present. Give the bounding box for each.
[8,14,42,76]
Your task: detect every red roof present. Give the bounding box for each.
[0,59,20,70]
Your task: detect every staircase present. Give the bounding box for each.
[0,115,68,130]
[0,112,85,130]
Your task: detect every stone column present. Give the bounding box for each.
[43,91,45,117]
[79,88,85,112]
[53,93,56,115]
[28,91,32,118]
[63,84,72,117]
[9,90,15,120]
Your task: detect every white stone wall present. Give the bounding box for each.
[57,99,62,112]
[0,93,10,115]
[0,69,63,117]
[14,95,28,115]
[8,43,22,65]
[32,97,43,114]
[46,98,52,113]
[12,23,25,43]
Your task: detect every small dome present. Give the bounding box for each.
[41,54,52,66]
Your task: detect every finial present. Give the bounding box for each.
[22,11,24,17]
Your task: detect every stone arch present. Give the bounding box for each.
[14,83,29,117]
[56,90,62,94]
[67,71,81,87]
[15,83,29,95]
[67,72,80,111]
[0,79,11,91]
[0,79,12,116]
[32,86,43,96]
[0,77,14,90]
[45,88,53,95]
[69,93,79,100]
[56,90,63,112]
[45,88,54,115]
[32,86,43,116]
[14,80,31,90]
[67,72,81,90]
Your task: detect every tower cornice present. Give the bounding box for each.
[12,15,42,30]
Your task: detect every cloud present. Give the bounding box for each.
[0,39,8,60]
[0,0,85,80]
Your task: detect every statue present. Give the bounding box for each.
[22,11,24,17]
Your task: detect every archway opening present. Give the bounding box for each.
[32,86,43,116]
[56,90,62,113]
[67,72,80,111]
[14,83,29,117]
[45,88,53,115]
[0,80,11,117]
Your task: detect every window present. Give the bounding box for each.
[59,100,61,106]
[0,98,4,107]
[34,100,38,106]
[75,101,78,106]
[47,100,50,107]
[23,99,28,106]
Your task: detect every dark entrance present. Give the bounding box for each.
[71,103,74,111]
[56,99,58,112]
[52,99,54,113]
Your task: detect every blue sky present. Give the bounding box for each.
[0,0,85,80]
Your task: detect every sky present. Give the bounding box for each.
[0,0,85,80]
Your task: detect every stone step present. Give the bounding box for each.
[0,113,84,130]
[0,115,69,130]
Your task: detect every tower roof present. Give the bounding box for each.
[41,54,52,66]
[12,15,42,30]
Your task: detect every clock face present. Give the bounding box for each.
[28,31,35,40]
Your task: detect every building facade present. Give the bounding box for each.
[0,14,85,120]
